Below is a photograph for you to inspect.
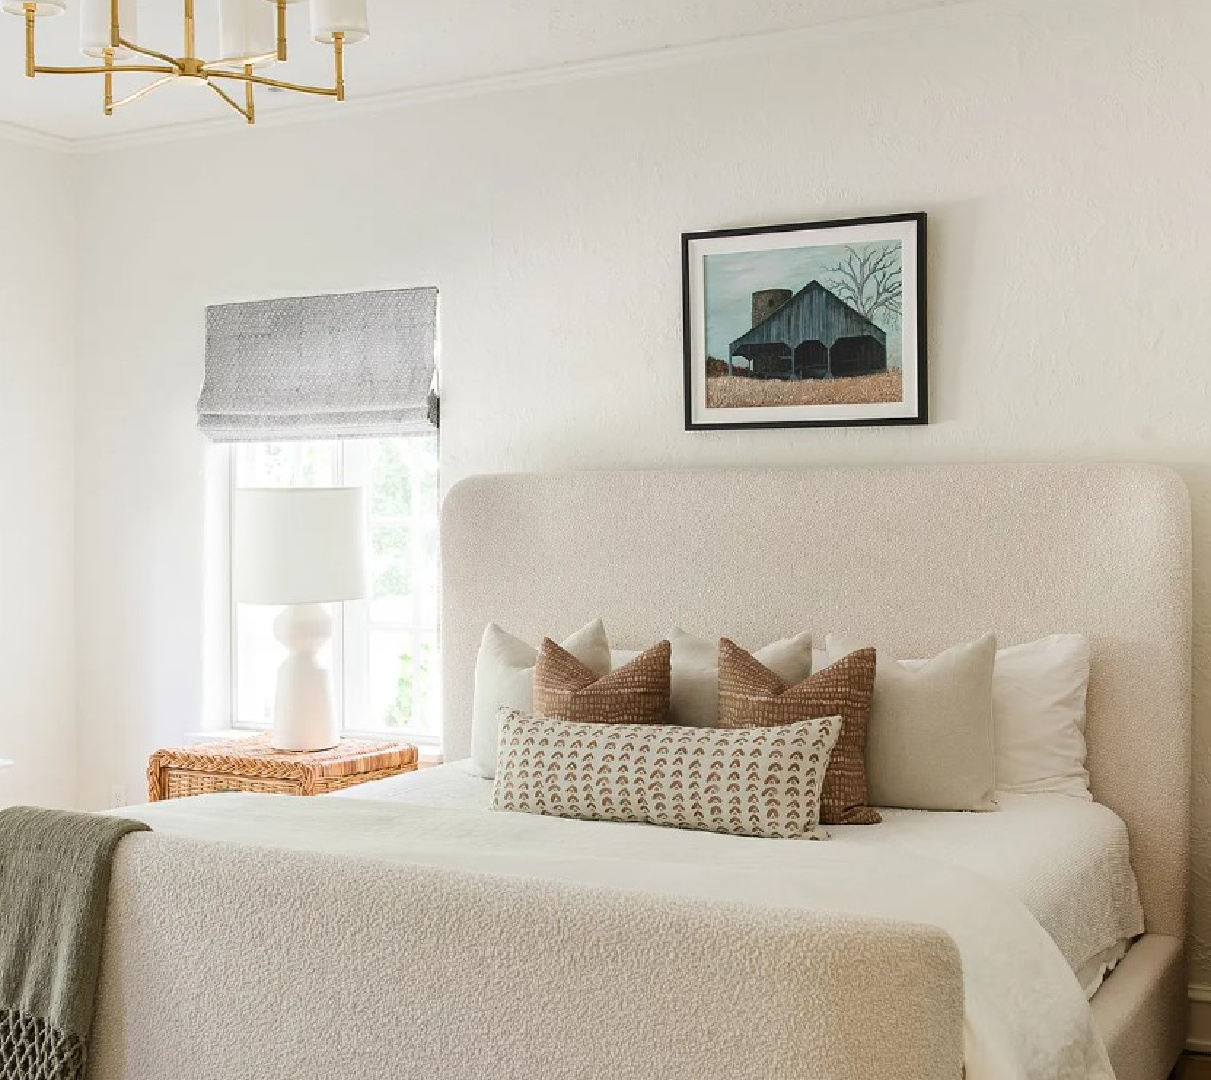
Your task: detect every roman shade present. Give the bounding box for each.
[198,287,439,442]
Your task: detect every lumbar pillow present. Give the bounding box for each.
[534,638,671,725]
[717,640,880,825]
[468,620,610,778]
[826,633,998,812]
[666,628,814,727]
[493,708,841,839]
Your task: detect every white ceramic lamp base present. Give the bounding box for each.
[272,603,340,752]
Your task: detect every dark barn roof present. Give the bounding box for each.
[730,280,887,357]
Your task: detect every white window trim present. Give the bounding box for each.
[203,441,442,748]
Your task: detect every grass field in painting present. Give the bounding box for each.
[705,370,903,409]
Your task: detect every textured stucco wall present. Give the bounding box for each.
[0,140,76,809]
[70,0,1211,978]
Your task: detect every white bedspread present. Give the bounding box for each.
[127,776,1126,1080]
[338,763,1145,998]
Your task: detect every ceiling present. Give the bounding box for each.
[0,0,978,145]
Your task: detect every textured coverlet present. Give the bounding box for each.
[124,792,1114,1080]
[0,807,149,1080]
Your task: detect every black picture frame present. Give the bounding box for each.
[681,211,928,431]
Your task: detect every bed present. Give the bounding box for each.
[88,464,1191,1080]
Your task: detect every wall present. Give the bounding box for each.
[0,138,76,809]
[73,0,1211,975]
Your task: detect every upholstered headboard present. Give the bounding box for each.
[440,465,1191,936]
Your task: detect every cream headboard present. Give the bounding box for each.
[440,465,1191,936]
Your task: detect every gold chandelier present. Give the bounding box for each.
[4,0,368,124]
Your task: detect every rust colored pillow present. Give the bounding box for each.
[717,639,880,825]
[533,638,671,725]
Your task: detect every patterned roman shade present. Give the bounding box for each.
[197,287,439,442]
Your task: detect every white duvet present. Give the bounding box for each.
[126,768,1143,1080]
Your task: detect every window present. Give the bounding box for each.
[231,436,441,742]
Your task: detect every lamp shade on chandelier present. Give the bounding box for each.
[5,0,370,124]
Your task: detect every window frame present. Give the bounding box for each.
[218,437,442,749]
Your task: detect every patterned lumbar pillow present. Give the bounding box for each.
[717,639,880,826]
[533,638,671,725]
[493,708,842,839]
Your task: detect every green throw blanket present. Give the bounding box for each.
[0,807,149,1080]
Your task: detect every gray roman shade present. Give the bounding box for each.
[198,287,439,442]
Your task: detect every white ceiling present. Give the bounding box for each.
[0,0,977,144]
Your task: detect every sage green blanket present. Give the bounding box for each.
[0,807,149,1080]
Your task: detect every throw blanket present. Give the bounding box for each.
[0,807,149,1080]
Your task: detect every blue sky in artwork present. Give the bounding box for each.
[703,240,903,365]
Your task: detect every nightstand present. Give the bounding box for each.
[147,734,418,801]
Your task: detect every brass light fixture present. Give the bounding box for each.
[4,0,369,125]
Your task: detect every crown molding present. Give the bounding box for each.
[3,0,1006,156]
[0,119,72,153]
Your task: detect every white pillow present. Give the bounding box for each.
[898,636,1091,798]
[989,636,1091,798]
[827,633,998,812]
[665,629,813,727]
[468,620,610,778]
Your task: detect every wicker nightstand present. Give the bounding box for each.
[147,735,419,802]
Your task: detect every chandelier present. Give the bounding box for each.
[3,0,368,124]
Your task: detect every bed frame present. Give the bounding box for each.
[88,465,1189,1080]
[440,465,1191,1080]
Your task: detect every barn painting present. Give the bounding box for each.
[682,213,927,430]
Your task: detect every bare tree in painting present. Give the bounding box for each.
[824,244,902,325]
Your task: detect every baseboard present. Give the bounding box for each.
[1188,986,1211,1053]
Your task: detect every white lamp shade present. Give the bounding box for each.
[80,0,137,58]
[310,0,368,44]
[218,0,277,65]
[234,487,367,605]
[3,0,65,15]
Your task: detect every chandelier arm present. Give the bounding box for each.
[206,78,252,124]
[103,46,112,115]
[34,63,179,76]
[275,0,287,62]
[23,4,33,78]
[201,51,276,72]
[206,69,339,98]
[110,73,177,108]
[116,37,180,67]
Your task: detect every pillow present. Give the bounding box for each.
[897,635,1091,798]
[826,633,998,812]
[534,638,671,725]
[492,708,842,839]
[717,640,880,825]
[468,620,610,778]
[667,628,814,727]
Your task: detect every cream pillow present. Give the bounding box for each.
[468,620,610,778]
[666,628,813,727]
[826,633,998,812]
[493,709,841,839]
[897,635,1091,798]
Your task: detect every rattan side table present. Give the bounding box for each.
[147,734,419,802]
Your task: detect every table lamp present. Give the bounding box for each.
[234,487,367,751]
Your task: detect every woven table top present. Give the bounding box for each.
[151,734,419,781]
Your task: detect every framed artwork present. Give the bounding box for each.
[681,212,927,430]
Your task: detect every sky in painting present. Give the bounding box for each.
[703,240,903,366]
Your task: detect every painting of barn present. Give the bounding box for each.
[729,281,888,381]
[681,212,927,430]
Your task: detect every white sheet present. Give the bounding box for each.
[337,762,1145,999]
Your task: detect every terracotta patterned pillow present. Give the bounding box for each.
[493,708,842,839]
[717,639,880,826]
[533,638,671,725]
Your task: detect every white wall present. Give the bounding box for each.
[0,138,76,809]
[73,0,1211,972]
